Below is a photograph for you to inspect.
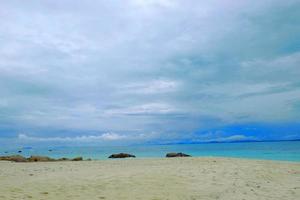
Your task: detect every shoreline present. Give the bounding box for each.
[2,154,300,163]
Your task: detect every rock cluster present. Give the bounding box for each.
[0,155,27,162]
[0,155,88,162]
[166,152,191,157]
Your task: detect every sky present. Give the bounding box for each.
[0,0,300,146]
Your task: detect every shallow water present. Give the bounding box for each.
[1,141,300,161]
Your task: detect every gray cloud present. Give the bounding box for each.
[0,0,299,142]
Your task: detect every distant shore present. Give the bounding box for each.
[0,157,299,200]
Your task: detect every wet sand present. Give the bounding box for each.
[0,157,299,200]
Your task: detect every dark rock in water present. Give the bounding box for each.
[166,152,191,157]
[108,153,136,158]
[4,151,8,154]
[27,156,56,162]
[72,157,83,161]
[48,149,53,152]
[57,157,70,161]
[18,150,22,153]
[0,155,27,162]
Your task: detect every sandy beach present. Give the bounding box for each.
[0,157,299,200]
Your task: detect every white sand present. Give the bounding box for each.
[0,157,299,200]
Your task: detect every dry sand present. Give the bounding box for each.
[0,157,299,200]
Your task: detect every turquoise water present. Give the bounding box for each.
[1,141,300,162]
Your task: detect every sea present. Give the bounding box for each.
[1,141,300,162]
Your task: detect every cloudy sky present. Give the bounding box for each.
[0,0,300,146]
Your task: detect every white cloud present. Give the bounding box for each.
[240,52,300,82]
[105,103,175,116]
[130,0,176,8]
[123,80,179,94]
[213,135,255,142]
[17,132,162,143]
[197,82,290,99]
[100,132,125,140]
[18,132,126,142]
[194,132,256,142]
